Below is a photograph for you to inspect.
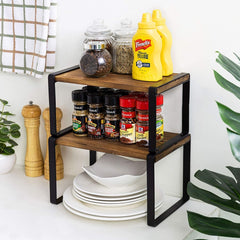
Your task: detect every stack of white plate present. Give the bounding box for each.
[63,154,164,221]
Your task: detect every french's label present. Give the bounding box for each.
[135,39,152,51]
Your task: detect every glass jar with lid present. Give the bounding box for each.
[112,19,136,74]
[83,19,113,55]
[80,41,112,78]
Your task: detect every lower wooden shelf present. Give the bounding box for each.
[56,131,190,162]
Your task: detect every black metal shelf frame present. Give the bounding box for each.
[48,66,191,227]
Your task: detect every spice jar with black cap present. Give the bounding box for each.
[72,90,88,136]
[87,93,105,139]
[82,86,99,93]
[104,94,120,141]
[80,41,112,78]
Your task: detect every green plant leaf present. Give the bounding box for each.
[187,182,240,215]
[0,99,8,105]
[3,147,14,155]
[0,119,14,125]
[227,167,240,188]
[10,131,20,138]
[214,70,240,101]
[216,52,240,81]
[0,111,14,116]
[188,211,240,237]
[195,169,240,201]
[0,143,6,151]
[0,127,9,134]
[233,52,240,62]
[10,124,20,131]
[216,102,240,134]
[0,133,9,142]
[8,139,18,147]
[227,128,240,162]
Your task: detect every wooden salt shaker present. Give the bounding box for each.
[22,101,43,177]
[43,107,64,180]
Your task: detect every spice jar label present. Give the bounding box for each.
[74,105,88,111]
[72,115,87,135]
[122,111,135,119]
[105,119,120,139]
[156,119,164,140]
[88,118,104,137]
[136,124,149,144]
[120,122,136,143]
[89,107,104,114]
[138,113,149,121]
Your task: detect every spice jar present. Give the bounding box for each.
[80,41,112,78]
[136,95,164,147]
[104,94,120,141]
[87,93,105,139]
[115,89,130,97]
[82,86,99,93]
[83,19,113,55]
[112,19,135,74]
[72,90,88,136]
[98,88,115,95]
[120,96,136,144]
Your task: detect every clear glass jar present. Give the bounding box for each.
[112,19,136,74]
[87,93,105,139]
[120,96,136,144]
[72,90,88,137]
[80,41,112,78]
[83,19,113,56]
[104,94,120,141]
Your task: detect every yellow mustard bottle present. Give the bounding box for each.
[152,9,173,76]
[132,13,162,81]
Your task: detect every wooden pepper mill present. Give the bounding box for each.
[22,101,43,177]
[43,107,64,180]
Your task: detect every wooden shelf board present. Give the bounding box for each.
[55,68,190,93]
[56,131,189,161]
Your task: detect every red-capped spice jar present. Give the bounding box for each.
[136,95,164,147]
[120,96,136,144]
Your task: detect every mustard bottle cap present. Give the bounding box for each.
[138,13,156,29]
[152,9,166,25]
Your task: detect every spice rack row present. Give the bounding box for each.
[48,65,191,227]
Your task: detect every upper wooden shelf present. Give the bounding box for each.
[56,131,190,162]
[55,68,190,93]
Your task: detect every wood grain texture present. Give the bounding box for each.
[55,68,190,93]
[55,132,189,161]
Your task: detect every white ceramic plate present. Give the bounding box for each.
[82,154,146,188]
[63,186,164,218]
[73,184,147,201]
[63,200,164,221]
[72,188,147,207]
[73,172,146,197]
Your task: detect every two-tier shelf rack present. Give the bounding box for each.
[48,65,191,227]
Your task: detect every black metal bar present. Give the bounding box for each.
[49,65,79,77]
[49,136,62,204]
[48,74,57,136]
[90,150,97,166]
[147,153,155,226]
[148,87,157,153]
[56,126,73,138]
[183,140,191,201]
[181,80,190,136]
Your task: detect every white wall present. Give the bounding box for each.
[1,0,240,196]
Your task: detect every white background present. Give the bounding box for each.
[1,0,240,196]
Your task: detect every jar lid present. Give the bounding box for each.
[82,86,99,93]
[114,19,136,38]
[129,91,146,99]
[87,92,103,104]
[83,41,106,50]
[105,94,119,106]
[72,90,87,102]
[120,96,136,108]
[136,95,163,110]
[115,89,130,96]
[98,88,115,95]
[85,19,112,38]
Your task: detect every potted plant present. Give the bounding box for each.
[0,99,21,174]
[187,52,240,238]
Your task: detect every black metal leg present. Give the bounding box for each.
[49,136,62,204]
[181,81,190,136]
[90,150,96,165]
[147,140,191,227]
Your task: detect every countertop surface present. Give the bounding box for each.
[0,166,217,240]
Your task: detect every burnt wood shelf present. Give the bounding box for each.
[48,65,191,227]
